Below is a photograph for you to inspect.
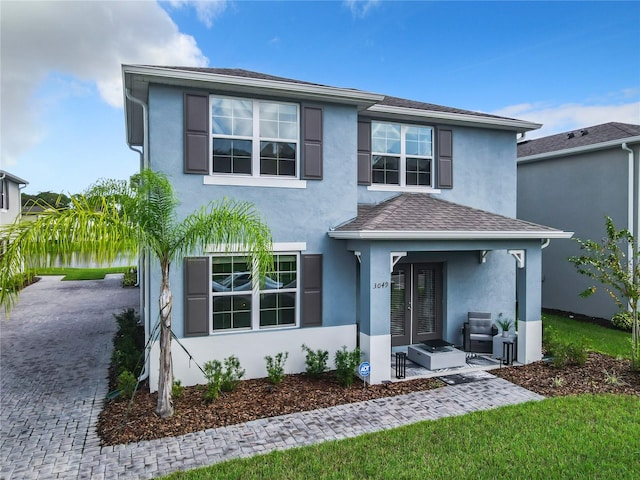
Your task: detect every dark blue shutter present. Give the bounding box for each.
[184,93,210,174]
[301,254,322,327]
[357,119,372,185]
[301,105,323,180]
[437,128,453,189]
[184,257,209,336]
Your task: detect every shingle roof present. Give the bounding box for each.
[158,67,522,124]
[332,194,564,238]
[518,122,640,158]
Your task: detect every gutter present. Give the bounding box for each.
[621,142,636,302]
[124,87,151,382]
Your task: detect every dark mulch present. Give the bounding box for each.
[493,352,640,397]
[98,354,640,447]
[97,373,442,446]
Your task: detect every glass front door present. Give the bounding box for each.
[391,263,442,347]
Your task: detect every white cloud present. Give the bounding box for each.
[343,0,380,18]
[492,95,640,139]
[168,0,229,28]
[0,0,208,166]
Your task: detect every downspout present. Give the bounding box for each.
[621,142,636,318]
[125,88,151,382]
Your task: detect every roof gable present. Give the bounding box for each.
[518,122,640,158]
[330,194,569,240]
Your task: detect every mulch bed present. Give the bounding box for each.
[98,353,640,446]
[493,352,640,397]
[97,373,442,446]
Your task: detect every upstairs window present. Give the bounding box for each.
[211,96,299,178]
[371,122,433,188]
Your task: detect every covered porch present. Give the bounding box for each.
[329,194,572,385]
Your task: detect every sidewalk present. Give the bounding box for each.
[0,276,544,479]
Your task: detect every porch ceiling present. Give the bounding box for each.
[328,194,572,240]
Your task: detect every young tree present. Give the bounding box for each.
[0,169,273,417]
[569,217,640,371]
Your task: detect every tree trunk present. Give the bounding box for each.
[156,261,174,418]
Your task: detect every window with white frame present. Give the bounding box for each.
[371,121,433,187]
[211,253,298,332]
[211,96,299,178]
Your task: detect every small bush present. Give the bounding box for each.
[221,355,245,392]
[123,268,137,287]
[111,308,144,377]
[203,360,223,403]
[301,344,329,379]
[172,380,184,399]
[611,311,633,332]
[265,352,288,385]
[202,355,245,402]
[334,346,362,387]
[117,370,137,399]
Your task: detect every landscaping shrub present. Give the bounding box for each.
[116,370,137,399]
[111,308,144,377]
[611,311,633,332]
[202,355,245,402]
[544,326,589,367]
[301,344,329,378]
[172,380,184,399]
[265,352,288,385]
[334,346,362,387]
[122,268,137,287]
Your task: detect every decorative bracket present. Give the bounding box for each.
[390,252,407,272]
[508,249,526,269]
[354,251,361,264]
[480,250,490,264]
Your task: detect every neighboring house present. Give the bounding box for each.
[20,204,47,223]
[0,171,28,227]
[517,122,640,321]
[122,65,570,389]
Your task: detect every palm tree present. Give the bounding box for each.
[0,169,273,417]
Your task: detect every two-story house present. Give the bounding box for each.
[122,65,570,389]
[518,122,640,321]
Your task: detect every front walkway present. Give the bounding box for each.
[0,276,544,480]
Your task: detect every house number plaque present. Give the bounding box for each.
[372,282,389,289]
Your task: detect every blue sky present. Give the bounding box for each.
[1,0,639,195]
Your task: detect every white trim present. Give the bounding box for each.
[518,136,640,163]
[367,104,541,132]
[205,242,306,253]
[328,230,574,240]
[367,184,442,194]
[203,175,307,189]
[123,65,384,109]
[390,252,407,272]
[508,249,526,268]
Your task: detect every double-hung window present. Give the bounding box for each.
[371,121,433,188]
[211,253,298,332]
[211,96,299,178]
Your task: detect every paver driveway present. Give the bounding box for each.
[0,275,544,479]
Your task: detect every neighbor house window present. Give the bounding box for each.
[371,121,433,187]
[211,254,298,332]
[211,96,299,178]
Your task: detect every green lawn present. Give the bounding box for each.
[543,312,631,359]
[36,266,133,281]
[163,394,639,479]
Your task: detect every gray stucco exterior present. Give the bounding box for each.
[517,124,640,320]
[0,171,28,227]
[123,65,566,387]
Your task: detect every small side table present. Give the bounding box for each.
[493,334,518,365]
[502,338,516,366]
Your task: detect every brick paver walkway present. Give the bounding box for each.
[0,276,544,479]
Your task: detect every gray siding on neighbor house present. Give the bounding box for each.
[0,176,24,227]
[518,146,634,319]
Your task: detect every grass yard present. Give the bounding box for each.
[163,394,639,479]
[36,266,134,281]
[543,312,631,359]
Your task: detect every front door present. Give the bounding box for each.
[391,263,443,347]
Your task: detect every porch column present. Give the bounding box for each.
[516,246,543,364]
[358,246,392,384]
